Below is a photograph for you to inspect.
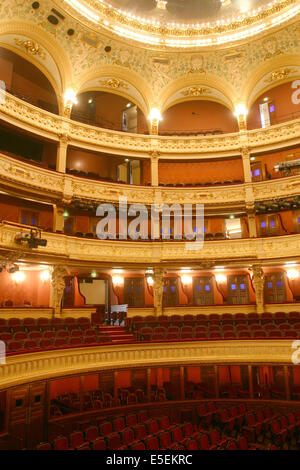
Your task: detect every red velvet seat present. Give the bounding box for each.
[222,313,234,325]
[54,338,69,348]
[56,330,69,338]
[157,316,169,327]
[208,314,219,325]
[185,438,198,450]
[54,436,71,450]
[208,332,222,339]
[121,428,136,446]
[234,313,247,325]
[261,313,273,325]
[8,318,23,332]
[134,424,147,441]
[145,418,160,434]
[36,442,52,450]
[23,317,36,332]
[71,329,82,337]
[238,331,251,339]
[113,417,126,432]
[180,326,193,339]
[69,336,84,345]
[51,318,63,330]
[24,339,38,350]
[139,327,152,341]
[37,317,50,330]
[158,430,171,449]
[85,426,99,442]
[145,436,159,450]
[0,332,12,341]
[107,432,122,450]
[13,331,27,341]
[138,410,148,422]
[196,314,208,326]
[288,311,300,324]
[224,331,237,339]
[8,340,24,352]
[43,330,56,339]
[70,431,89,449]
[0,319,8,333]
[253,330,267,339]
[130,441,146,450]
[274,311,287,324]
[198,433,217,450]
[183,314,195,326]
[39,338,53,349]
[247,313,260,325]
[268,330,282,338]
[99,421,113,436]
[92,438,106,450]
[84,335,97,344]
[194,331,207,339]
[126,414,138,427]
[29,331,42,340]
[170,315,182,326]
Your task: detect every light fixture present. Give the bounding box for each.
[234,104,248,116]
[63,209,69,217]
[287,269,299,280]
[181,274,192,285]
[147,276,154,286]
[148,108,162,121]
[216,274,227,283]
[250,156,255,161]
[263,97,269,102]
[88,98,93,104]
[40,270,50,282]
[126,102,131,108]
[12,271,25,284]
[112,275,124,286]
[64,88,78,105]
[91,270,97,278]
[229,215,235,219]
[124,158,129,162]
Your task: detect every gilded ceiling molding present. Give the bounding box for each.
[75,65,154,117]
[0,21,73,94]
[160,74,236,114]
[14,39,46,60]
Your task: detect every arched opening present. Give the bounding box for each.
[160,100,238,136]
[71,91,148,134]
[247,80,300,129]
[0,47,59,114]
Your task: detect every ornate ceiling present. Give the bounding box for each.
[0,0,300,115]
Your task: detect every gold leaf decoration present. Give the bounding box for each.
[14,39,46,60]
[99,78,129,89]
[181,86,211,97]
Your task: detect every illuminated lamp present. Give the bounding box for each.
[12,271,25,284]
[287,269,299,280]
[40,270,50,282]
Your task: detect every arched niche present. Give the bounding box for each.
[71,90,148,134]
[159,100,238,135]
[0,47,59,114]
[247,79,300,130]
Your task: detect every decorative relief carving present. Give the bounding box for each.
[50,265,69,314]
[98,78,129,89]
[250,264,265,314]
[181,86,211,97]
[265,68,297,83]
[14,39,46,59]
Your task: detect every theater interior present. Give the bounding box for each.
[1,0,300,452]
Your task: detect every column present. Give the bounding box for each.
[56,135,69,173]
[53,205,64,233]
[241,147,252,183]
[250,264,265,314]
[50,265,69,315]
[153,267,164,316]
[150,151,159,186]
[246,203,258,238]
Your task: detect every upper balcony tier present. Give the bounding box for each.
[1,92,300,158]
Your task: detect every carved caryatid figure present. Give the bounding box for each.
[250,264,265,314]
[153,268,164,316]
[50,266,69,314]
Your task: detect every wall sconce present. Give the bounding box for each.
[12,271,25,284]
[215,274,227,283]
[64,88,78,105]
[147,276,154,286]
[40,270,50,282]
[181,274,192,285]
[287,269,299,280]
[112,275,124,287]
[148,108,162,121]
[234,104,248,117]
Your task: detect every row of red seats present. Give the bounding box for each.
[0,316,93,333]
[4,334,111,353]
[137,325,299,341]
[128,311,300,331]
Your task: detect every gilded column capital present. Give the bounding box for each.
[58,133,70,146]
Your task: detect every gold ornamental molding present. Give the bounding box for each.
[98,78,129,90]
[0,340,295,389]
[1,223,300,266]
[2,92,300,157]
[181,87,211,97]
[0,152,299,207]
[14,39,46,60]
[265,68,298,83]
